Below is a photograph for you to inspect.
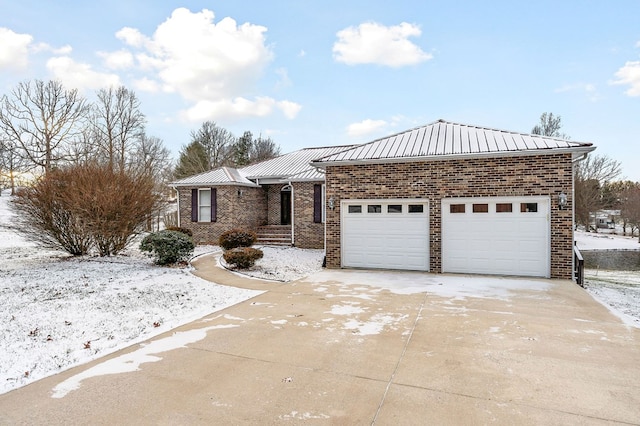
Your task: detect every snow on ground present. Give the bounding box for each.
[575,229,639,250]
[221,245,325,282]
[0,192,262,395]
[584,270,640,328]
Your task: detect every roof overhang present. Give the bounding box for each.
[170,181,260,188]
[311,146,597,169]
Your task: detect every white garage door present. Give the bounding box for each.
[442,197,550,277]
[341,199,429,271]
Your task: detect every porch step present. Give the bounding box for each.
[256,225,292,246]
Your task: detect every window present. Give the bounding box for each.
[450,204,465,213]
[348,205,362,213]
[388,205,402,213]
[199,189,211,222]
[521,202,538,213]
[496,203,513,213]
[472,204,489,213]
[368,205,382,213]
[191,188,217,222]
[408,204,424,213]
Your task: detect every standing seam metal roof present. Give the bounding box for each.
[313,119,594,164]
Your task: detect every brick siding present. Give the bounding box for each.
[324,153,574,279]
[177,186,267,245]
[292,182,324,249]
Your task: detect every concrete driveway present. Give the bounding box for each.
[1,254,639,425]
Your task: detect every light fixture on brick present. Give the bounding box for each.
[558,192,567,210]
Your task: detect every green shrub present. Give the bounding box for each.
[165,226,193,237]
[219,228,257,250]
[223,247,263,269]
[140,230,195,265]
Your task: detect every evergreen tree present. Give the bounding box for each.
[174,141,209,179]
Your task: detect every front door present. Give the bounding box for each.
[280,190,291,225]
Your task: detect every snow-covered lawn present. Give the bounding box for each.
[0,192,266,395]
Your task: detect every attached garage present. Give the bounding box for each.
[442,197,550,277]
[341,199,429,271]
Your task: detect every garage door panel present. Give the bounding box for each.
[442,197,549,278]
[342,200,429,271]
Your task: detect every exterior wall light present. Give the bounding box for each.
[558,192,567,210]
[328,196,335,210]
[237,189,243,198]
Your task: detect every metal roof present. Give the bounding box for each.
[312,119,596,166]
[241,145,355,179]
[282,167,326,182]
[170,166,259,187]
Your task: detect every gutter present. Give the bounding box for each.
[288,180,294,246]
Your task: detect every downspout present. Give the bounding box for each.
[174,187,181,227]
[289,181,295,246]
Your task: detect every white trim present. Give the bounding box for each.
[175,188,181,227]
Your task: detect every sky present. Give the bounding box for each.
[1,0,639,181]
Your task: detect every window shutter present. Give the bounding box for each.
[313,184,322,223]
[191,189,198,222]
[211,188,217,222]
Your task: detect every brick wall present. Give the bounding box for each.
[177,185,267,245]
[265,184,288,225]
[324,153,574,279]
[292,182,324,249]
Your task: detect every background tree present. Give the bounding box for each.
[0,80,88,174]
[92,86,146,173]
[620,183,640,238]
[250,135,281,164]
[531,112,569,139]
[0,135,28,195]
[191,121,235,168]
[233,131,253,167]
[174,140,210,179]
[574,154,622,231]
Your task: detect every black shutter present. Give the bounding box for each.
[191,189,198,222]
[313,184,322,223]
[211,188,217,222]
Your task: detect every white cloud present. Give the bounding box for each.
[0,27,33,71]
[98,49,134,70]
[46,56,121,92]
[275,67,292,89]
[277,100,302,119]
[347,119,388,137]
[333,22,432,67]
[133,77,161,93]
[182,96,301,122]
[610,61,640,96]
[114,7,297,121]
[115,27,147,48]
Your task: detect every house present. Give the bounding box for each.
[170,145,354,249]
[171,119,595,280]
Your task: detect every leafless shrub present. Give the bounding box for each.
[12,163,163,256]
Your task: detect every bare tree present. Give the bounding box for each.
[574,154,622,231]
[0,80,88,174]
[531,112,570,139]
[92,86,146,172]
[620,184,640,239]
[0,136,28,195]
[250,135,281,164]
[191,121,235,168]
